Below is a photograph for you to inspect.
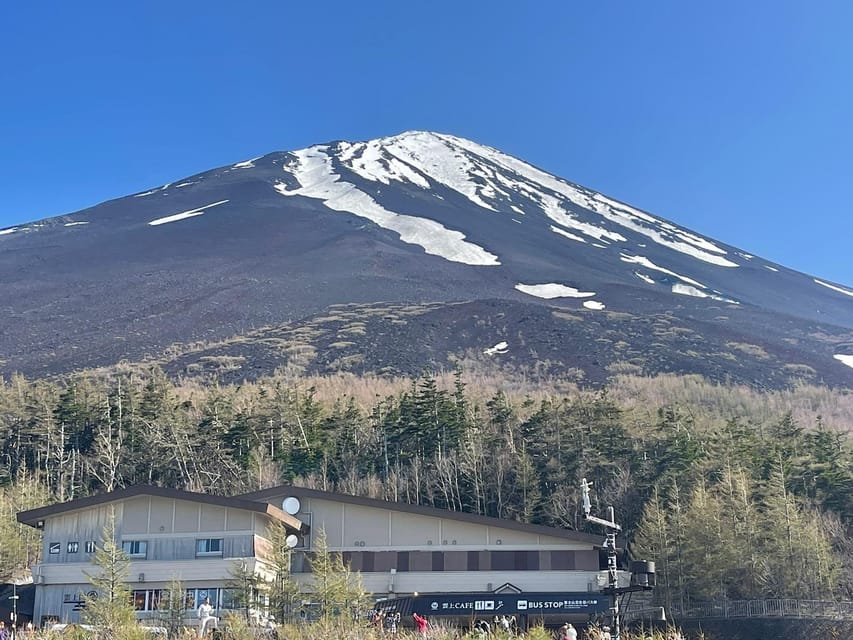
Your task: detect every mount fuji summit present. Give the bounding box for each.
[1,131,852,387]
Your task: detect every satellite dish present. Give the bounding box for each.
[285,534,299,548]
[282,496,301,515]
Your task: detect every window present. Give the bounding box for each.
[122,540,148,558]
[191,588,219,609]
[67,542,79,554]
[131,590,164,612]
[219,589,238,610]
[196,538,223,556]
[48,542,61,554]
[85,541,97,554]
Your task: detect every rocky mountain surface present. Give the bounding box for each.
[1,131,851,387]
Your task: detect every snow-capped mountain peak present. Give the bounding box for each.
[278,131,739,273]
[0,131,851,386]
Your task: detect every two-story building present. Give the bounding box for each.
[18,484,614,627]
[16,486,306,626]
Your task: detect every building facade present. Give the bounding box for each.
[19,485,614,627]
[16,487,305,626]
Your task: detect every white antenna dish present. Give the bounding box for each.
[285,534,299,549]
[282,496,301,515]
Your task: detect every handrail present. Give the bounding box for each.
[667,599,853,621]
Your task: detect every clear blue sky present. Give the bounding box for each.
[3,1,852,286]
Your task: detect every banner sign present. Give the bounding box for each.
[382,592,609,617]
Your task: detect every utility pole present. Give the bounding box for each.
[8,582,19,640]
[582,478,656,640]
[582,478,622,639]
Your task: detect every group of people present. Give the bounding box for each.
[368,611,427,635]
[557,623,579,640]
[0,620,36,640]
[369,609,402,634]
[473,614,519,636]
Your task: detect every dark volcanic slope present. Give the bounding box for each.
[1,131,851,387]
[155,299,853,390]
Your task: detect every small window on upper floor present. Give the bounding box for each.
[122,540,148,558]
[196,538,223,556]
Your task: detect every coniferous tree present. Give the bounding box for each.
[717,467,761,599]
[226,559,266,621]
[264,519,302,623]
[83,509,138,639]
[306,528,367,619]
[0,472,51,581]
[158,575,188,640]
[633,487,675,612]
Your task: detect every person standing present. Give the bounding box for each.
[385,612,399,635]
[565,623,577,640]
[0,620,10,640]
[412,612,428,635]
[197,596,216,637]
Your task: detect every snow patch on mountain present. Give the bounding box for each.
[815,279,853,298]
[340,139,432,189]
[340,134,492,209]
[134,184,170,198]
[620,254,705,288]
[635,272,655,285]
[436,132,738,267]
[0,228,17,236]
[584,300,606,310]
[673,284,711,298]
[148,200,230,226]
[765,265,779,272]
[233,156,262,169]
[515,283,596,299]
[672,283,739,304]
[276,147,500,266]
[64,222,89,227]
[551,226,586,243]
[483,341,509,356]
[835,354,853,369]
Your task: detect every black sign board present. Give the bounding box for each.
[380,592,609,617]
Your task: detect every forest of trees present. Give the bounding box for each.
[1,366,852,609]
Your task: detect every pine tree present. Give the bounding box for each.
[306,528,367,619]
[264,518,302,623]
[82,509,139,640]
[633,487,675,612]
[158,575,188,639]
[226,560,266,622]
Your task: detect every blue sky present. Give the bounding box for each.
[2,1,852,286]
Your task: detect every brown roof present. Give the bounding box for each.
[16,485,307,533]
[239,485,603,546]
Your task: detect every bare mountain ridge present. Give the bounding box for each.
[1,131,851,387]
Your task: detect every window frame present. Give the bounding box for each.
[122,540,148,558]
[195,538,224,557]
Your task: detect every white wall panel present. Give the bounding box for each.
[389,513,440,546]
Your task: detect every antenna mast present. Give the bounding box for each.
[582,478,623,639]
[581,478,655,640]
